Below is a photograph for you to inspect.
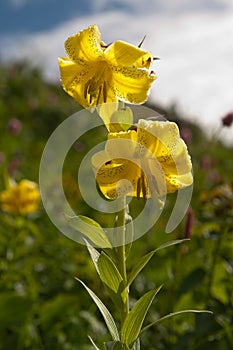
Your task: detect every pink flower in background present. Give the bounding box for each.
[221,112,233,127]
[180,127,192,145]
[184,207,194,239]
[8,118,22,135]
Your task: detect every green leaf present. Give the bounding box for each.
[84,238,100,274]
[121,286,162,346]
[98,252,123,294]
[88,335,101,350]
[75,278,120,341]
[133,339,140,350]
[66,214,112,248]
[98,255,125,311]
[127,239,188,287]
[141,309,213,334]
[104,341,129,349]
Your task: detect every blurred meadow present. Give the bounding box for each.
[0,61,232,349]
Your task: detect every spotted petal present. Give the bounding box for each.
[111,66,156,104]
[58,57,97,107]
[105,40,153,68]
[92,119,193,199]
[92,156,142,199]
[65,24,104,63]
[136,120,180,158]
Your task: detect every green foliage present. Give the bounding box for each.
[76,278,120,342]
[66,215,112,248]
[127,240,188,287]
[121,286,163,347]
[98,252,123,294]
[0,61,232,349]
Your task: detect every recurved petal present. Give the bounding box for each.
[165,172,193,193]
[136,120,181,158]
[58,57,94,107]
[105,40,153,68]
[65,24,104,63]
[105,129,138,158]
[148,156,192,195]
[111,66,156,104]
[134,52,154,69]
[92,153,141,199]
[160,139,192,176]
[160,139,193,194]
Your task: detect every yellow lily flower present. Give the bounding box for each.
[92,119,193,200]
[58,25,156,126]
[0,179,40,216]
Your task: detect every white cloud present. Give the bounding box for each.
[92,0,233,14]
[1,7,233,144]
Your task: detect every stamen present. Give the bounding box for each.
[103,81,107,103]
[96,84,102,105]
[141,173,147,201]
[89,92,92,104]
[84,80,90,100]
[137,177,142,199]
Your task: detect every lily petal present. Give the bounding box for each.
[105,40,153,68]
[111,66,156,104]
[92,119,193,199]
[106,129,138,158]
[58,57,96,107]
[65,24,103,63]
[136,119,181,158]
[93,157,141,199]
[165,172,193,193]
[160,139,192,176]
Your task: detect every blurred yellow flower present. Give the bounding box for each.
[58,25,156,124]
[92,119,193,200]
[0,179,40,216]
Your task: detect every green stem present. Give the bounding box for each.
[115,196,129,325]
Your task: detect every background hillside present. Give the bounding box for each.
[0,61,232,350]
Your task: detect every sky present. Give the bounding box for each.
[1,0,233,145]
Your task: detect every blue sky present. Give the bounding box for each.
[1,0,233,144]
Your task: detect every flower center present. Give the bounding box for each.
[84,61,110,105]
[136,171,148,200]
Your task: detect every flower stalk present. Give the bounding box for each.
[55,24,212,349]
[115,196,129,325]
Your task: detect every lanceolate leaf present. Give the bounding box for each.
[127,239,189,287]
[88,335,101,350]
[84,238,100,274]
[141,309,213,334]
[104,341,129,349]
[76,278,120,341]
[98,252,123,294]
[134,339,140,350]
[121,286,163,347]
[66,214,112,248]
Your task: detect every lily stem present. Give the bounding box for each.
[116,196,129,325]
